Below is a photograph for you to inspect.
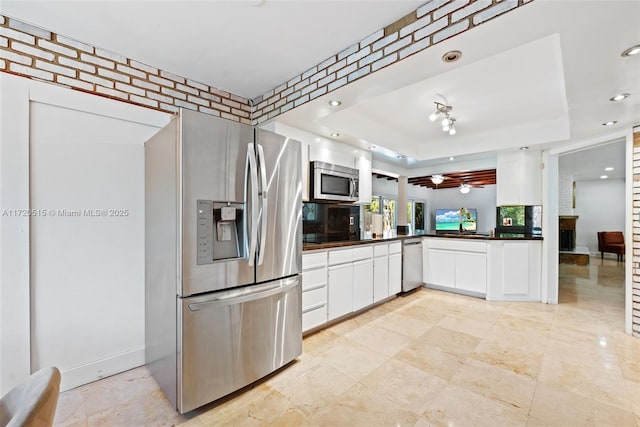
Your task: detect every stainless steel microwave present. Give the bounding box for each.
[310,161,359,202]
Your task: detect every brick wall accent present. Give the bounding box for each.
[1,2,531,126]
[558,175,575,216]
[633,129,640,338]
[251,0,533,125]
[0,16,251,124]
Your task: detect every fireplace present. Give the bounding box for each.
[559,216,578,251]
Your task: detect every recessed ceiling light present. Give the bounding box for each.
[442,50,462,63]
[369,145,376,150]
[605,167,614,171]
[397,155,404,159]
[602,121,618,126]
[520,146,530,150]
[328,100,342,107]
[610,93,630,102]
[449,156,455,161]
[621,45,640,57]
[600,175,608,179]
[330,132,340,137]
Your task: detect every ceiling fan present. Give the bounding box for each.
[458,181,485,194]
[430,174,448,185]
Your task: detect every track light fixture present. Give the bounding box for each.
[429,101,457,135]
[448,120,457,135]
[429,102,451,122]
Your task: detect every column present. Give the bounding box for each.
[397,175,408,235]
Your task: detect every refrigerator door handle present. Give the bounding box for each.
[246,143,259,267]
[257,144,268,266]
[187,277,299,311]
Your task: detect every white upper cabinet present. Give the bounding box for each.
[260,122,372,202]
[355,153,372,203]
[496,149,542,206]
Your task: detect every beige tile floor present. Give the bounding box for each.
[54,258,640,426]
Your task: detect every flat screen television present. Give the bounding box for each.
[435,208,477,231]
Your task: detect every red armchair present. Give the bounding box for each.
[597,231,625,261]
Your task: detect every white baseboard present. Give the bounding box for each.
[60,347,145,392]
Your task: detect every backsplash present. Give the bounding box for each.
[303,202,360,243]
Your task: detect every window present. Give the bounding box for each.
[363,196,396,235]
[383,198,396,233]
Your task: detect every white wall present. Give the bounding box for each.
[427,185,497,232]
[574,178,625,254]
[372,176,497,233]
[262,121,372,202]
[0,74,170,393]
[372,176,430,202]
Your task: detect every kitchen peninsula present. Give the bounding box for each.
[302,233,543,333]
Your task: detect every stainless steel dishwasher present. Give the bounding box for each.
[402,238,423,292]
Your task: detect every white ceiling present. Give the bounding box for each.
[276,0,640,168]
[0,0,423,99]
[315,34,569,161]
[1,0,638,178]
[559,139,626,182]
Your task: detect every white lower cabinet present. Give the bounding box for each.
[455,252,487,294]
[304,241,403,330]
[388,253,402,295]
[426,249,455,288]
[423,237,542,301]
[328,263,353,320]
[302,251,328,332]
[352,259,373,310]
[486,241,542,301]
[424,238,487,296]
[373,256,389,302]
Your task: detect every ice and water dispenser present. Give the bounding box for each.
[196,200,245,265]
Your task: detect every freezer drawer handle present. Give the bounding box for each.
[188,279,299,311]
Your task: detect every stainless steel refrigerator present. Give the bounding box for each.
[145,109,302,413]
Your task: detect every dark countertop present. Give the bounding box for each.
[302,232,542,251]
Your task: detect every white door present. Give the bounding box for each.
[352,259,373,311]
[28,87,168,390]
[328,264,353,320]
[427,249,456,288]
[373,256,389,302]
[455,252,487,294]
[388,253,402,295]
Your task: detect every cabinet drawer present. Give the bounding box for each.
[351,245,373,261]
[302,268,327,291]
[303,251,327,270]
[428,239,486,253]
[329,248,353,265]
[374,244,388,257]
[389,242,402,254]
[302,305,327,332]
[302,286,327,311]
